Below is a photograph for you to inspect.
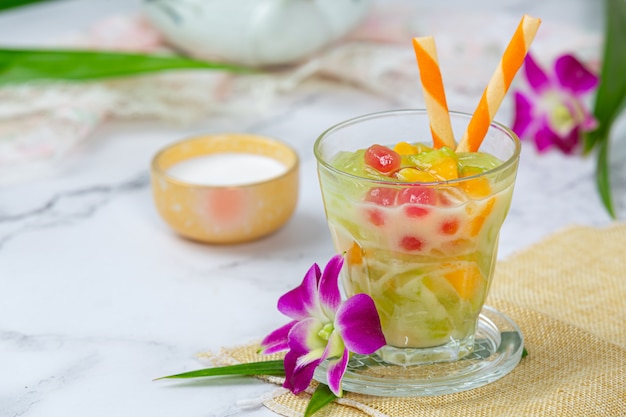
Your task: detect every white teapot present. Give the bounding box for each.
[143,0,372,67]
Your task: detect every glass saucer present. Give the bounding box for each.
[314,306,524,397]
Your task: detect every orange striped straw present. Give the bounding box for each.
[412,36,456,149]
[456,14,541,153]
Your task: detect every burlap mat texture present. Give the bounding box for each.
[218,224,626,416]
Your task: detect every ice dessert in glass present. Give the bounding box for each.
[314,109,520,365]
[315,13,538,368]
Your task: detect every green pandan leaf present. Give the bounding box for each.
[0,48,252,85]
[155,360,285,380]
[583,0,626,218]
[585,0,626,153]
[596,138,616,218]
[304,384,338,417]
[0,0,51,11]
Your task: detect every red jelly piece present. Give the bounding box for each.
[364,145,401,173]
[405,206,430,217]
[400,236,423,251]
[366,208,385,226]
[397,187,437,205]
[398,187,435,217]
[441,218,460,235]
[364,187,398,206]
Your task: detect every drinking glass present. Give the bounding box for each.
[314,109,520,367]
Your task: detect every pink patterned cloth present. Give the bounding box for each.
[72,15,165,52]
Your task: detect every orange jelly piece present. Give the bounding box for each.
[395,168,438,182]
[443,264,485,300]
[460,166,492,198]
[469,197,496,236]
[393,141,419,155]
[428,157,459,181]
[346,241,363,265]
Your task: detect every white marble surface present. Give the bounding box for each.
[0,1,621,416]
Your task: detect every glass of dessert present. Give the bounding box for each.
[314,109,520,365]
[313,16,539,395]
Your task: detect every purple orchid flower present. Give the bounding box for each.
[260,254,385,397]
[512,53,599,154]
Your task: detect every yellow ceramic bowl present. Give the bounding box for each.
[151,133,299,244]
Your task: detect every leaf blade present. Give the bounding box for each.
[596,138,616,218]
[155,360,285,380]
[0,0,53,11]
[0,48,253,85]
[584,0,626,153]
[304,384,338,417]
[522,347,529,359]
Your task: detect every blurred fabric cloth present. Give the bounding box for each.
[0,6,600,185]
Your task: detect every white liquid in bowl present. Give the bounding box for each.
[167,153,287,186]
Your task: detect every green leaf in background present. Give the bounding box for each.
[583,0,626,218]
[0,0,53,11]
[585,0,626,153]
[304,383,338,417]
[596,138,615,218]
[0,48,252,85]
[155,360,286,380]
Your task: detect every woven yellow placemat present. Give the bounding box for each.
[490,223,626,347]
[217,223,626,416]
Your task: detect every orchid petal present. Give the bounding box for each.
[326,348,350,397]
[534,122,561,153]
[278,263,321,320]
[318,254,344,318]
[335,293,386,354]
[555,54,599,94]
[296,347,328,370]
[321,331,348,396]
[259,320,297,354]
[561,97,598,134]
[288,317,326,354]
[524,53,550,93]
[282,318,329,395]
[324,328,347,359]
[552,126,581,155]
[283,349,323,395]
[512,91,535,139]
[581,110,599,132]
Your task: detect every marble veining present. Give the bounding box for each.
[0,173,149,250]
